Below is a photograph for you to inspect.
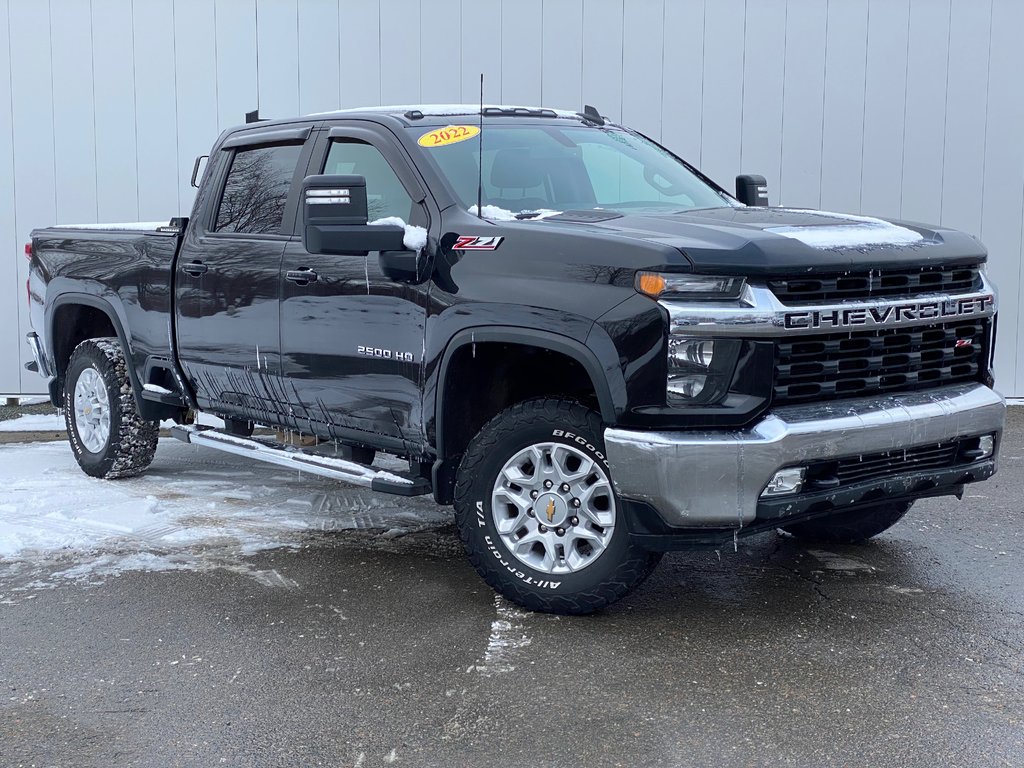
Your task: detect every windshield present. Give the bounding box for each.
[410,122,734,217]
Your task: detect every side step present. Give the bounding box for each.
[169,425,431,497]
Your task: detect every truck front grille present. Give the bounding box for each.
[773,319,987,405]
[767,265,982,304]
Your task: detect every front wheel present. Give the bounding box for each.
[780,500,913,544]
[64,337,159,479]
[453,398,661,615]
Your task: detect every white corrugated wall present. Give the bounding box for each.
[2,0,1022,396]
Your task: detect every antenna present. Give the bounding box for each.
[477,73,484,219]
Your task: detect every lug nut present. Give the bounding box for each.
[538,524,547,533]
[560,483,570,493]
[570,517,579,526]
[556,527,565,536]
[530,490,539,500]
[571,498,581,508]
[527,508,535,517]
[543,479,553,489]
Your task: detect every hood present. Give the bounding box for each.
[532,206,986,275]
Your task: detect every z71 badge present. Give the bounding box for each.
[453,235,504,251]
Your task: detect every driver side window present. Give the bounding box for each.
[323,140,413,222]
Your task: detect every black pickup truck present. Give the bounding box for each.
[26,104,1005,614]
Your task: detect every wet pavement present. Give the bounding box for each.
[2,410,1023,767]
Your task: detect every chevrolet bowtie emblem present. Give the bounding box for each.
[545,498,556,523]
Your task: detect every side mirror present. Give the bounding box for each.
[302,174,406,254]
[735,175,769,206]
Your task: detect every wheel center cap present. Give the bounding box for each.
[537,493,569,527]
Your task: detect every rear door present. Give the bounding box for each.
[175,125,316,424]
[279,123,432,448]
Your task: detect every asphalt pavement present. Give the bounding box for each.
[2,410,1022,767]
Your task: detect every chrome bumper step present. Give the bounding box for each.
[169,425,431,496]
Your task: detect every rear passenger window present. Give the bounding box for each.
[215,143,303,234]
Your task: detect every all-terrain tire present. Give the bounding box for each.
[453,398,661,615]
[64,337,159,479]
[780,500,913,544]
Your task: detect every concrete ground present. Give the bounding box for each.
[1,409,1022,767]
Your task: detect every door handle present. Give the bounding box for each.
[182,260,208,276]
[286,268,319,285]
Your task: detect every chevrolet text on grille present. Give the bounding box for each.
[784,295,995,330]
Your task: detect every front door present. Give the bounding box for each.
[176,135,311,424]
[280,129,431,449]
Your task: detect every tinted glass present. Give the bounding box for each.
[215,143,303,234]
[411,124,733,215]
[323,140,413,221]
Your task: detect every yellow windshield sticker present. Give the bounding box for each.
[417,125,481,148]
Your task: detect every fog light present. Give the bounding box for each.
[761,467,805,497]
[977,434,995,460]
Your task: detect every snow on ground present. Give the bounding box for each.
[0,412,226,432]
[0,414,66,432]
[0,439,450,586]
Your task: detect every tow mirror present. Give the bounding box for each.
[736,174,769,206]
[302,174,405,255]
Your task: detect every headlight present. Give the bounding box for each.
[636,272,745,300]
[667,337,740,404]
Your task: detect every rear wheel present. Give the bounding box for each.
[64,337,159,479]
[780,500,913,544]
[454,398,661,615]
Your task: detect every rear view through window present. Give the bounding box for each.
[215,143,303,234]
[413,123,732,216]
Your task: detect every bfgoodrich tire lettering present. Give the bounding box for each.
[454,398,661,615]
[64,337,159,480]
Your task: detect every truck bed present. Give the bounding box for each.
[29,220,185,410]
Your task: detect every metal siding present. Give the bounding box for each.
[9,1,56,394]
[460,0,501,103]
[339,0,381,108]
[779,0,827,209]
[91,0,139,223]
[661,0,705,168]
[541,0,583,111]
[420,1,462,103]
[699,0,744,189]
[900,0,951,225]
[174,0,218,215]
[298,0,342,115]
[983,0,1024,395]
[379,0,421,105]
[256,0,300,118]
[0,0,22,393]
[215,0,259,130]
[3,0,1023,397]
[739,0,786,204]
[51,0,98,225]
[581,0,623,123]
[133,0,181,220]
[860,0,910,218]
[819,0,869,215]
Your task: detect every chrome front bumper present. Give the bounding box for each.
[604,383,1006,527]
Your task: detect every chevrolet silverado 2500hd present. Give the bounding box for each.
[25,104,1005,614]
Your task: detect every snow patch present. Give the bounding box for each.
[468,595,532,675]
[0,440,450,585]
[0,414,66,432]
[368,217,428,251]
[767,210,924,249]
[142,383,174,395]
[467,205,563,221]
